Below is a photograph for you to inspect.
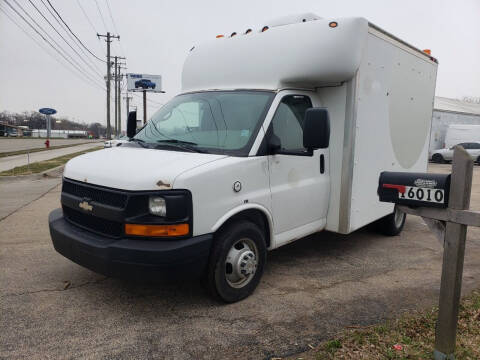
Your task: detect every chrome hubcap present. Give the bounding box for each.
[225,238,258,288]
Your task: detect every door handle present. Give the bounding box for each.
[320,154,325,174]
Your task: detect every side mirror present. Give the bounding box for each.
[303,108,330,150]
[127,111,137,138]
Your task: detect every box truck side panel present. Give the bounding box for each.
[347,28,437,232]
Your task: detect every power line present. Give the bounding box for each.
[93,0,108,32]
[44,0,105,63]
[75,0,105,56]
[2,0,105,91]
[104,0,125,57]
[0,3,104,92]
[0,4,59,63]
[26,0,103,78]
[104,0,118,34]
[75,0,97,34]
[37,0,103,74]
[8,0,103,88]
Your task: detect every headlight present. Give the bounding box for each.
[149,196,166,216]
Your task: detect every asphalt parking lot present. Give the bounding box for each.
[1,164,480,359]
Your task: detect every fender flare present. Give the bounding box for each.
[211,203,275,248]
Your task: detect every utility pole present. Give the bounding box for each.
[97,32,120,139]
[124,94,132,121]
[113,57,126,137]
[114,55,118,137]
[118,61,126,135]
[143,90,147,124]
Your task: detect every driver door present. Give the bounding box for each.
[267,93,330,245]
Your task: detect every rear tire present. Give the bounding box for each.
[432,153,445,164]
[377,206,406,236]
[205,220,266,303]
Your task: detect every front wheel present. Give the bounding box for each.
[432,153,445,163]
[376,206,406,236]
[205,220,266,303]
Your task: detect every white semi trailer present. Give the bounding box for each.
[49,15,438,302]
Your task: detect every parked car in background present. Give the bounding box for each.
[135,79,156,89]
[430,142,480,163]
[104,135,129,148]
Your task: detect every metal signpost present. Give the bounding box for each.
[378,146,480,360]
[39,108,57,139]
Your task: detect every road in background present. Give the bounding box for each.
[0,142,102,172]
[0,139,99,153]
[1,164,480,359]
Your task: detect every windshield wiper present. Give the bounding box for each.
[157,139,198,145]
[129,138,149,148]
[155,139,208,153]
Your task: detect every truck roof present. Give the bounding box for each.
[182,16,436,93]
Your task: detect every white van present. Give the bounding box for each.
[49,15,437,302]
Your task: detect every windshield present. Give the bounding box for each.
[134,91,274,156]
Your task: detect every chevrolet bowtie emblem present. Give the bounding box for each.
[79,200,93,212]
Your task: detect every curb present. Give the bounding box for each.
[0,164,64,182]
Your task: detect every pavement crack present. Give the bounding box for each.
[2,277,108,298]
[0,182,61,222]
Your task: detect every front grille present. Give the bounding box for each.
[62,179,127,208]
[63,206,123,238]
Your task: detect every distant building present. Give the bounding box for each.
[430,97,480,151]
[31,129,88,138]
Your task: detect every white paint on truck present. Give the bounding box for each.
[53,14,438,302]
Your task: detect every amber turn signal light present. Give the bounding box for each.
[329,21,338,28]
[125,223,189,237]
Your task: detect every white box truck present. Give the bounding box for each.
[49,15,438,302]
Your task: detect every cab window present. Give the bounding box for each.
[270,95,312,154]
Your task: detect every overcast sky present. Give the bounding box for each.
[1,0,479,129]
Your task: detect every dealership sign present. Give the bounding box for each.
[127,73,162,92]
[39,108,57,115]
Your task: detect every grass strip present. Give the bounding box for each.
[0,141,98,158]
[0,147,102,176]
[287,290,480,360]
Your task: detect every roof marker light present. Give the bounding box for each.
[329,21,338,28]
[245,28,252,34]
[230,32,237,37]
[216,34,224,38]
[261,26,269,32]
[423,49,431,55]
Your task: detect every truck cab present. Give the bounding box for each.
[49,15,437,302]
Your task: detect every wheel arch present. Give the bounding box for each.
[211,204,274,249]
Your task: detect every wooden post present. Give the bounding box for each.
[434,146,473,360]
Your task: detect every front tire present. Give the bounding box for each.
[205,220,266,303]
[432,153,445,163]
[377,206,406,236]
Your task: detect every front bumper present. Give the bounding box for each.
[49,208,213,279]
